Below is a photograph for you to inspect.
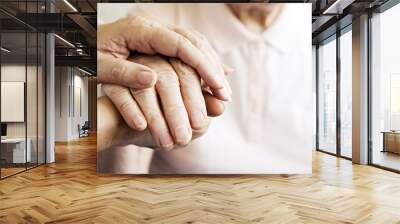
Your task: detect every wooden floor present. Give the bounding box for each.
[1,135,400,224]
[373,151,400,171]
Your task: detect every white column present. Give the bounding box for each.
[46,32,55,163]
[352,14,369,164]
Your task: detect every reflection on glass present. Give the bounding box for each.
[0,1,47,179]
[27,31,38,169]
[371,3,400,171]
[1,31,27,177]
[318,37,337,154]
[38,33,46,165]
[340,30,352,158]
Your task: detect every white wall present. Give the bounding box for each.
[54,67,89,141]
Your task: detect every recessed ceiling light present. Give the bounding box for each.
[54,34,75,48]
[78,67,93,76]
[63,0,78,12]
[1,47,11,53]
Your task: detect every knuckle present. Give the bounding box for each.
[146,112,162,128]
[171,59,196,75]
[189,30,208,48]
[194,125,208,134]
[130,87,153,97]
[104,85,126,98]
[157,71,180,86]
[180,74,200,88]
[163,103,185,115]
[118,99,134,114]
[177,36,191,48]
[111,60,127,80]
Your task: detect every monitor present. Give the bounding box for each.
[1,123,7,137]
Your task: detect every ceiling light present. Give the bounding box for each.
[63,0,78,12]
[54,34,75,48]
[322,0,354,15]
[1,47,11,53]
[78,67,93,76]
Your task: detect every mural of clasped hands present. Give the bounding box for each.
[97,16,233,151]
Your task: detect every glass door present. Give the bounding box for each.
[339,28,352,158]
[0,1,46,179]
[1,30,28,178]
[370,3,400,171]
[317,36,337,154]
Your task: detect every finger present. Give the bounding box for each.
[223,64,235,75]
[102,84,147,131]
[154,60,192,145]
[169,58,208,130]
[130,55,193,145]
[204,91,225,117]
[121,17,225,91]
[97,51,157,89]
[170,27,232,100]
[130,88,174,150]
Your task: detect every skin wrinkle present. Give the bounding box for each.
[110,59,128,83]
[174,28,227,99]
[98,15,231,152]
[136,25,160,54]
[169,58,207,130]
[98,14,231,96]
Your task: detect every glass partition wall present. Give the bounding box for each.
[339,28,352,159]
[370,3,400,172]
[316,27,352,159]
[317,36,337,155]
[0,1,46,179]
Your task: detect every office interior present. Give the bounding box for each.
[313,0,400,172]
[0,0,399,222]
[0,0,97,179]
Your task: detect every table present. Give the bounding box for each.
[382,131,400,154]
[1,138,31,164]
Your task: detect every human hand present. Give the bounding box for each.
[102,54,226,150]
[97,16,232,100]
[97,90,224,151]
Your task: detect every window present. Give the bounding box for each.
[317,37,337,154]
[370,2,400,171]
[0,1,46,179]
[339,29,352,158]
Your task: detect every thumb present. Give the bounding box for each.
[97,51,157,89]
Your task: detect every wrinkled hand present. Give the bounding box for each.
[103,55,225,150]
[97,16,232,100]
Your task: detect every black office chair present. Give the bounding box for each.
[78,121,90,138]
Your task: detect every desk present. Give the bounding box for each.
[1,138,31,163]
[382,131,400,154]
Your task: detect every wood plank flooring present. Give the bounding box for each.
[1,135,400,224]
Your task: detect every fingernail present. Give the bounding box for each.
[174,126,191,144]
[191,109,207,129]
[159,132,173,150]
[218,87,232,102]
[138,70,156,86]
[224,65,235,74]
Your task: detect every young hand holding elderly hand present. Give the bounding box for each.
[97,16,231,151]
